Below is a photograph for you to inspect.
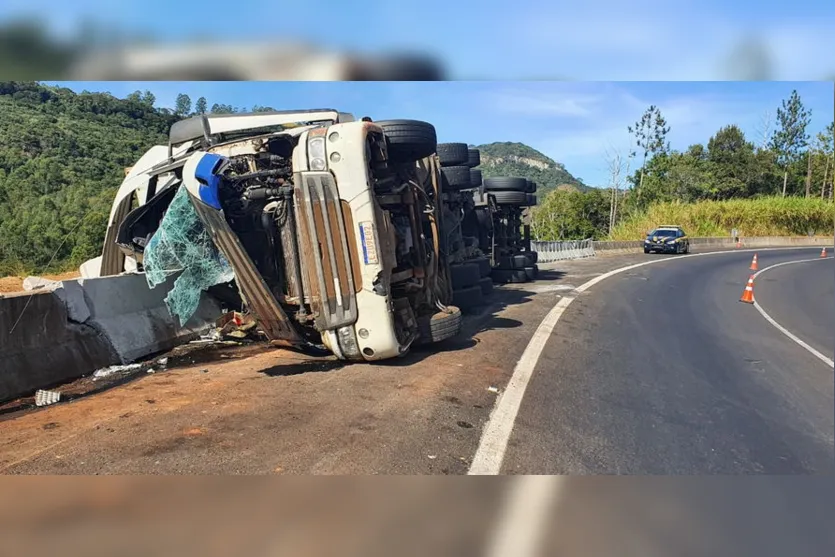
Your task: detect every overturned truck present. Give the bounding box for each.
[86,110,462,361]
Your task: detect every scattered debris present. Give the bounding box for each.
[147,368,156,374]
[457,421,474,429]
[428,455,437,460]
[157,357,169,367]
[487,386,500,394]
[35,389,61,407]
[22,276,60,292]
[92,363,142,381]
[200,368,209,374]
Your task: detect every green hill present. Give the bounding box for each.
[474,141,592,196]
[0,81,178,274]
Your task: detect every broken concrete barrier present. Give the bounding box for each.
[0,290,116,402]
[0,272,223,403]
[56,272,223,363]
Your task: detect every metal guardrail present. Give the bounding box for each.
[531,239,595,262]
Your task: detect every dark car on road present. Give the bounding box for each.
[644,226,690,254]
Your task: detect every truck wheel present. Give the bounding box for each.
[452,285,485,310]
[525,194,537,206]
[472,256,492,277]
[492,268,529,284]
[414,306,462,345]
[478,276,494,296]
[484,177,528,192]
[489,191,527,206]
[524,265,539,280]
[469,168,482,187]
[449,262,480,289]
[525,179,537,193]
[437,143,469,166]
[376,119,437,163]
[524,251,538,264]
[467,148,481,168]
[441,165,473,191]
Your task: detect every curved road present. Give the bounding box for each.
[502,248,834,474]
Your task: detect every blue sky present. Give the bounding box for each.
[7,1,835,79]
[45,81,833,187]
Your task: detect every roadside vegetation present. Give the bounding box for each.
[609,197,835,240]
[532,90,834,242]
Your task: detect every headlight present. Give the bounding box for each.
[336,326,360,358]
[667,239,677,244]
[308,136,327,171]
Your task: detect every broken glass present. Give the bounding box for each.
[143,186,236,326]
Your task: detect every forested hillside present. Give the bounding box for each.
[0,82,277,275]
[475,142,592,196]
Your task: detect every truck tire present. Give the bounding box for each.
[441,165,473,191]
[414,306,462,345]
[484,177,528,192]
[475,208,493,231]
[478,276,494,296]
[449,262,480,289]
[496,254,528,269]
[469,168,482,187]
[524,251,538,265]
[467,148,481,168]
[491,268,529,284]
[437,143,469,166]
[490,191,527,206]
[452,285,484,310]
[472,256,492,277]
[526,180,537,193]
[376,119,437,163]
[525,194,537,206]
[524,265,539,280]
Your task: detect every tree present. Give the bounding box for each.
[706,125,756,199]
[627,105,670,200]
[815,122,834,199]
[252,105,276,112]
[603,146,631,235]
[210,103,236,114]
[174,93,192,116]
[195,96,207,114]
[141,90,156,107]
[769,89,811,197]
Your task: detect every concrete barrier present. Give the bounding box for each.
[0,272,223,403]
[0,290,116,402]
[57,272,223,363]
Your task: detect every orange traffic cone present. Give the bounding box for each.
[739,275,755,304]
[749,253,758,271]
[821,247,827,258]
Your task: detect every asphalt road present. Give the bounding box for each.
[502,248,835,474]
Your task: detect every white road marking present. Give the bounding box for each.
[469,245,831,475]
[752,257,834,368]
[484,476,565,557]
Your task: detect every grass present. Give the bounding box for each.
[610,197,835,240]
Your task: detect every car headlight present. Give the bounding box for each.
[667,239,677,244]
[308,135,328,171]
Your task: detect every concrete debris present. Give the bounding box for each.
[22,276,60,292]
[35,389,61,406]
[487,386,500,394]
[157,357,169,367]
[147,368,156,374]
[92,363,142,381]
[427,455,437,460]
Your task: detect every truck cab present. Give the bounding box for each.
[89,110,460,361]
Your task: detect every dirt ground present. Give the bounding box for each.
[0,271,81,293]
